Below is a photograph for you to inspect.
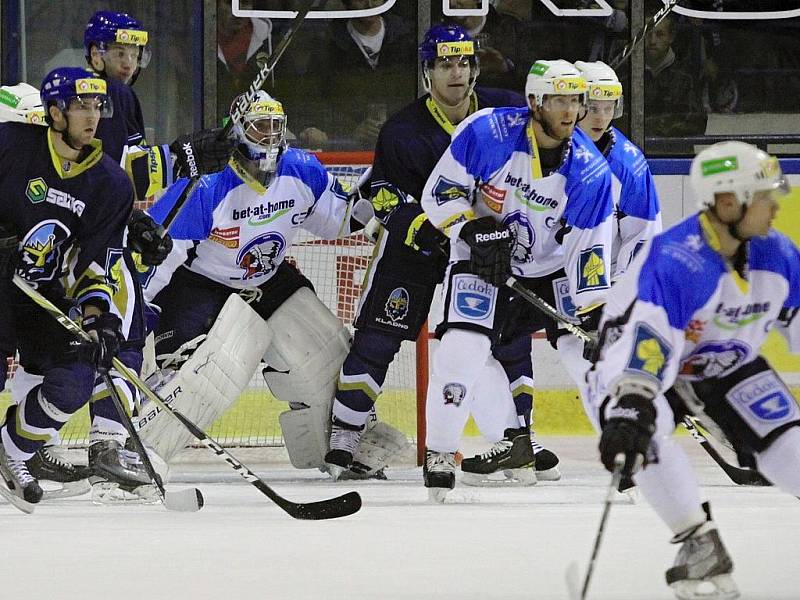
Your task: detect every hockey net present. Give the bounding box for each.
[1,151,428,458]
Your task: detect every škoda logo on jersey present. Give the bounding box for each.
[479,184,506,212]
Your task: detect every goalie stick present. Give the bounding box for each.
[505,275,770,487]
[12,275,362,520]
[608,0,679,69]
[161,0,325,230]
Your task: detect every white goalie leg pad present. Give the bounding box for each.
[136,293,272,462]
[263,287,351,468]
[349,421,410,476]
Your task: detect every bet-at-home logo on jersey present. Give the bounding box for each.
[25,178,86,216]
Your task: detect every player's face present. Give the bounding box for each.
[429,56,473,106]
[243,115,284,148]
[65,96,102,144]
[738,190,780,237]
[539,94,583,141]
[102,43,140,84]
[580,100,615,142]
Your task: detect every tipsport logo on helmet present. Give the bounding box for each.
[590,83,622,100]
[436,41,474,57]
[553,78,587,93]
[115,28,148,45]
[250,101,285,116]
[74,78,107,95]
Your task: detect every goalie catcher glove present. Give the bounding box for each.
[169,127,234,179]
[599,392,656,477]
[0,222,18,283]
[83,312,124,373]
[128,209,173,266]
[459,216,513,286]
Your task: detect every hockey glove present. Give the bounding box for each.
[599,393,656,477]
[170,127,234,179]
[405,213,449,256]
[128,209,173,266]
[0,222,18,283]
[459,216,513,287]
[83,312,124,374]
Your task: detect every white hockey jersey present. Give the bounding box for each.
[421,106,616,311]
[603,126,662,281]
[142,148,351,298]
[590,213,800,404]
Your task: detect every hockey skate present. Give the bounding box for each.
[666,504,740,600]
[89,440,159,505]
[529,435,561,481]
[26,446,91,500]
[324,418,365,481]
[462,427,536,487]
[424,449,456,503]
[0,438,43,513]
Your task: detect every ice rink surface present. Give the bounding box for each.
[1,436,798,600]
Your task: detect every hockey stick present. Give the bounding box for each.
[681,416,771,486]
[566,456,625,600]
[12,275,362,520]
[160,0,323,230]
[608,0,679,69]
[505,275,769,486]
[100,372,204,511]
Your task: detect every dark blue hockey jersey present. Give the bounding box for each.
[0,123,132,309]
[94,76,145,164]
[370,87,526,221]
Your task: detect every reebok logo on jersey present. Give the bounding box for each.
[182,142,199,178]
[25,178,85,216]
[475,229,511,243]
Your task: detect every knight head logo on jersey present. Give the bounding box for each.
[433,176,469,206]
[625,323,671,383]
[20,220,71,281]
[679,340,750,380]
[235,232,285,280]
[502,211,535,263]
[384,287,410,323]
[577,246,609,292]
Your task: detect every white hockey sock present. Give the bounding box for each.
[470,356,519,443]
[756,427,800,496]
[425,329,491,453]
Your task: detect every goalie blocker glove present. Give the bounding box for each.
[128,209,173,266]
[599,391,656,476]
[169,127,234,179]
[459,216,513,286]
[83,312,124,373]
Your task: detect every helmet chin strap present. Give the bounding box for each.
[53,115,85,152]
[712,202,750,242]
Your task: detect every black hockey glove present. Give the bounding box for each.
[83,312,124,373]
[459,216,513,286]
[577,304,604,360]
[169,127,234,179]
[599,393,657,477]
[405,213,449,257]
[0,222,18,283]
[128,209,173,266]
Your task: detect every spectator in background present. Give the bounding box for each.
[323,0,416,147]
[643,14,706,136]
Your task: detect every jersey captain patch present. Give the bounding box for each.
[577,245,609,292]
[625,322,671,383]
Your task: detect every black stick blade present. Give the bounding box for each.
[277,491,362,520]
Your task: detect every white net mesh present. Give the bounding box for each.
[1,154,423,450]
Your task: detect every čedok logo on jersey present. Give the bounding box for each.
[625,322,671,383]
[20,220,70,280]
[713,301,771,330]
[502,211,535,263]
[577,245,609,292]
[679,340,749,380]
[232,199,295,225]
[453,274,495,320]
[25,177,86,216]
[503,173,558,212]
[384,287,410,324]
[433,176,469,206]
[235,232,285,280]
[729,371,796,423]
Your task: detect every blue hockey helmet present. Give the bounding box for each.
[40,67,113,120]
[418,24,480,98]
[84,11,152,70]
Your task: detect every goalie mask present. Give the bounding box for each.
[0,82,47,125]
[230,91,287,185]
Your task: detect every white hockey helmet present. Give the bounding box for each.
[574,60,623,119]
[525,59,588,108]
[230,90,287,175]
[0,82,47,125]
[690,141,789,210]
